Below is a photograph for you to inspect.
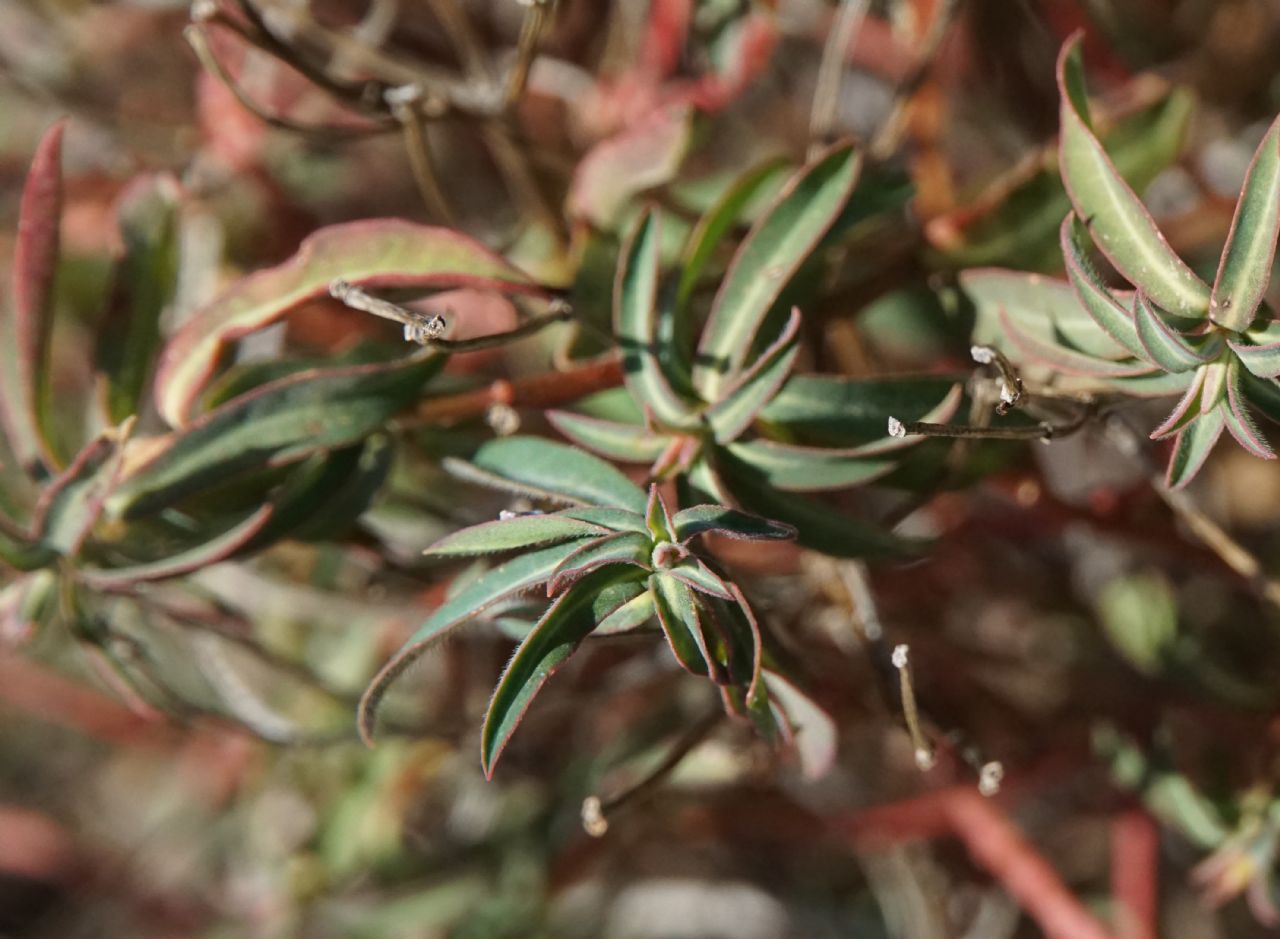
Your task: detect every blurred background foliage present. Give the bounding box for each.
[3,1,1280,937]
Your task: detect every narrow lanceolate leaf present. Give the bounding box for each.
[760,375,961,449]
[1061,214,1149,360]
[425,514,607,557]
[96,174,181,424]
[482,570,646,777]
[716,451,918,559]
[358,539,590,744]
[671,505,796,543]
[80,506,275,589]
[704,307,801,444]
[1134,293,1206,373]
[32,422,132,556]
[110,353,444,518]
[1210,116,1280,331]
[1225,357,1275,459]
[615,208,698,427]
[595,588,656,635]
[0,121,65,477]
[762,669,837,780]
[547,530,651,596]
[1228,338,1280,379]
[726,583,764,706]
[445,437,648,513]
[695,143,861,398]
[558,507,651,535]
[724,438,896,492]
[677,157,789,310]
[1197,359,1229,415]
[645,485,677,542]
[1000,308,1158,378]
[154,220,546,426]
[1151,367,1206,439]
[546,410,675,464]
[1166,407,1226,489]
[651,572,714,676]
[664,557,733,600]
[1057,35,1210,318]
[964,267,1133,360]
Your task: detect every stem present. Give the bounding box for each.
[389,92,460,223]
[412,356,624,425]
[504,0,554,107]
[891,644,935,771]
[888,419,1056,441]
[1111,810,1158,939]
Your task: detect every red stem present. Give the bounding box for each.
[1111,810,1159,939]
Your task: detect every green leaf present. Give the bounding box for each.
[481,569,646,776]
[714,451,919,559]
[664,557,733,600]
[110,353,444,518]
[95,174,180,424]
[1151,366,1207,439]
[1060,214,1150,360]
[287,434,395,541]
[154,219,545,426]
[615,208,699,426]
[0,121,65,477]
[936,88,1192,272]
[704,307,801,444]
[694,143,861,398]
[1166,406,1225,488]
[558,506,652,534]
[645,485,676,542]
[80,505,275,589]
[1210,115,1280,330]
[671,505,796,543]
[444,437,648,513]
[547,530,652,595]
[1000,307,1158,377]
[425,513,607,557]
[1224,357,1275,459]
[595,588,657,635]
[546,410,675,464]
[759,375,962,449]
[651,571,714,677]
[676,157,789,310]
[32,422,131,556]
[1134,293,1206,373]
[1228,338,1280,379]
[1097,572,1177,675]
[358,539,590,744]
[761,669,836,780]
[724,438,896,492]
[1057,35,1210,318]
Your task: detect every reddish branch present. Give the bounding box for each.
[1111,810,1158,939]
[839,786,1117,939]
[414,356,624,424]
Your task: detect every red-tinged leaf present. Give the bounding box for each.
[154,220,546,427]
[568,104,694,229]
[482,571,646,777]
[671,505,796,543]
[695,143,861,399]
[1060,214,1149,361]
[359,540,589,744]
[1134,293,1206,373]
[1241,371,1280,424]
[595,588,657,635]
[0,121,66,476]
[32,420,133,557]
[640,0,693,76]
[547,410,676,463]
[79,505,274,589]
[1210,115,1280,331]
[425,514,608,557]
[665,556,733,600]
[1228,339,1280,379]
[704,307,802,444]
[1057,35,1210,318]
[1225,358,1276,459]
[999,307,1158,378]
[1151,367,1206,439]
[1166,407,1225,489]
[723,438,896,492]
[651,571,714,677]
[689,13,779,112]
[645,485,677,542]
[546,531,651,596]
[761,669,836,780]
[726,582,763,706]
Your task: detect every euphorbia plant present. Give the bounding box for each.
[357,436,806,776]
[968,34,1280,488]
